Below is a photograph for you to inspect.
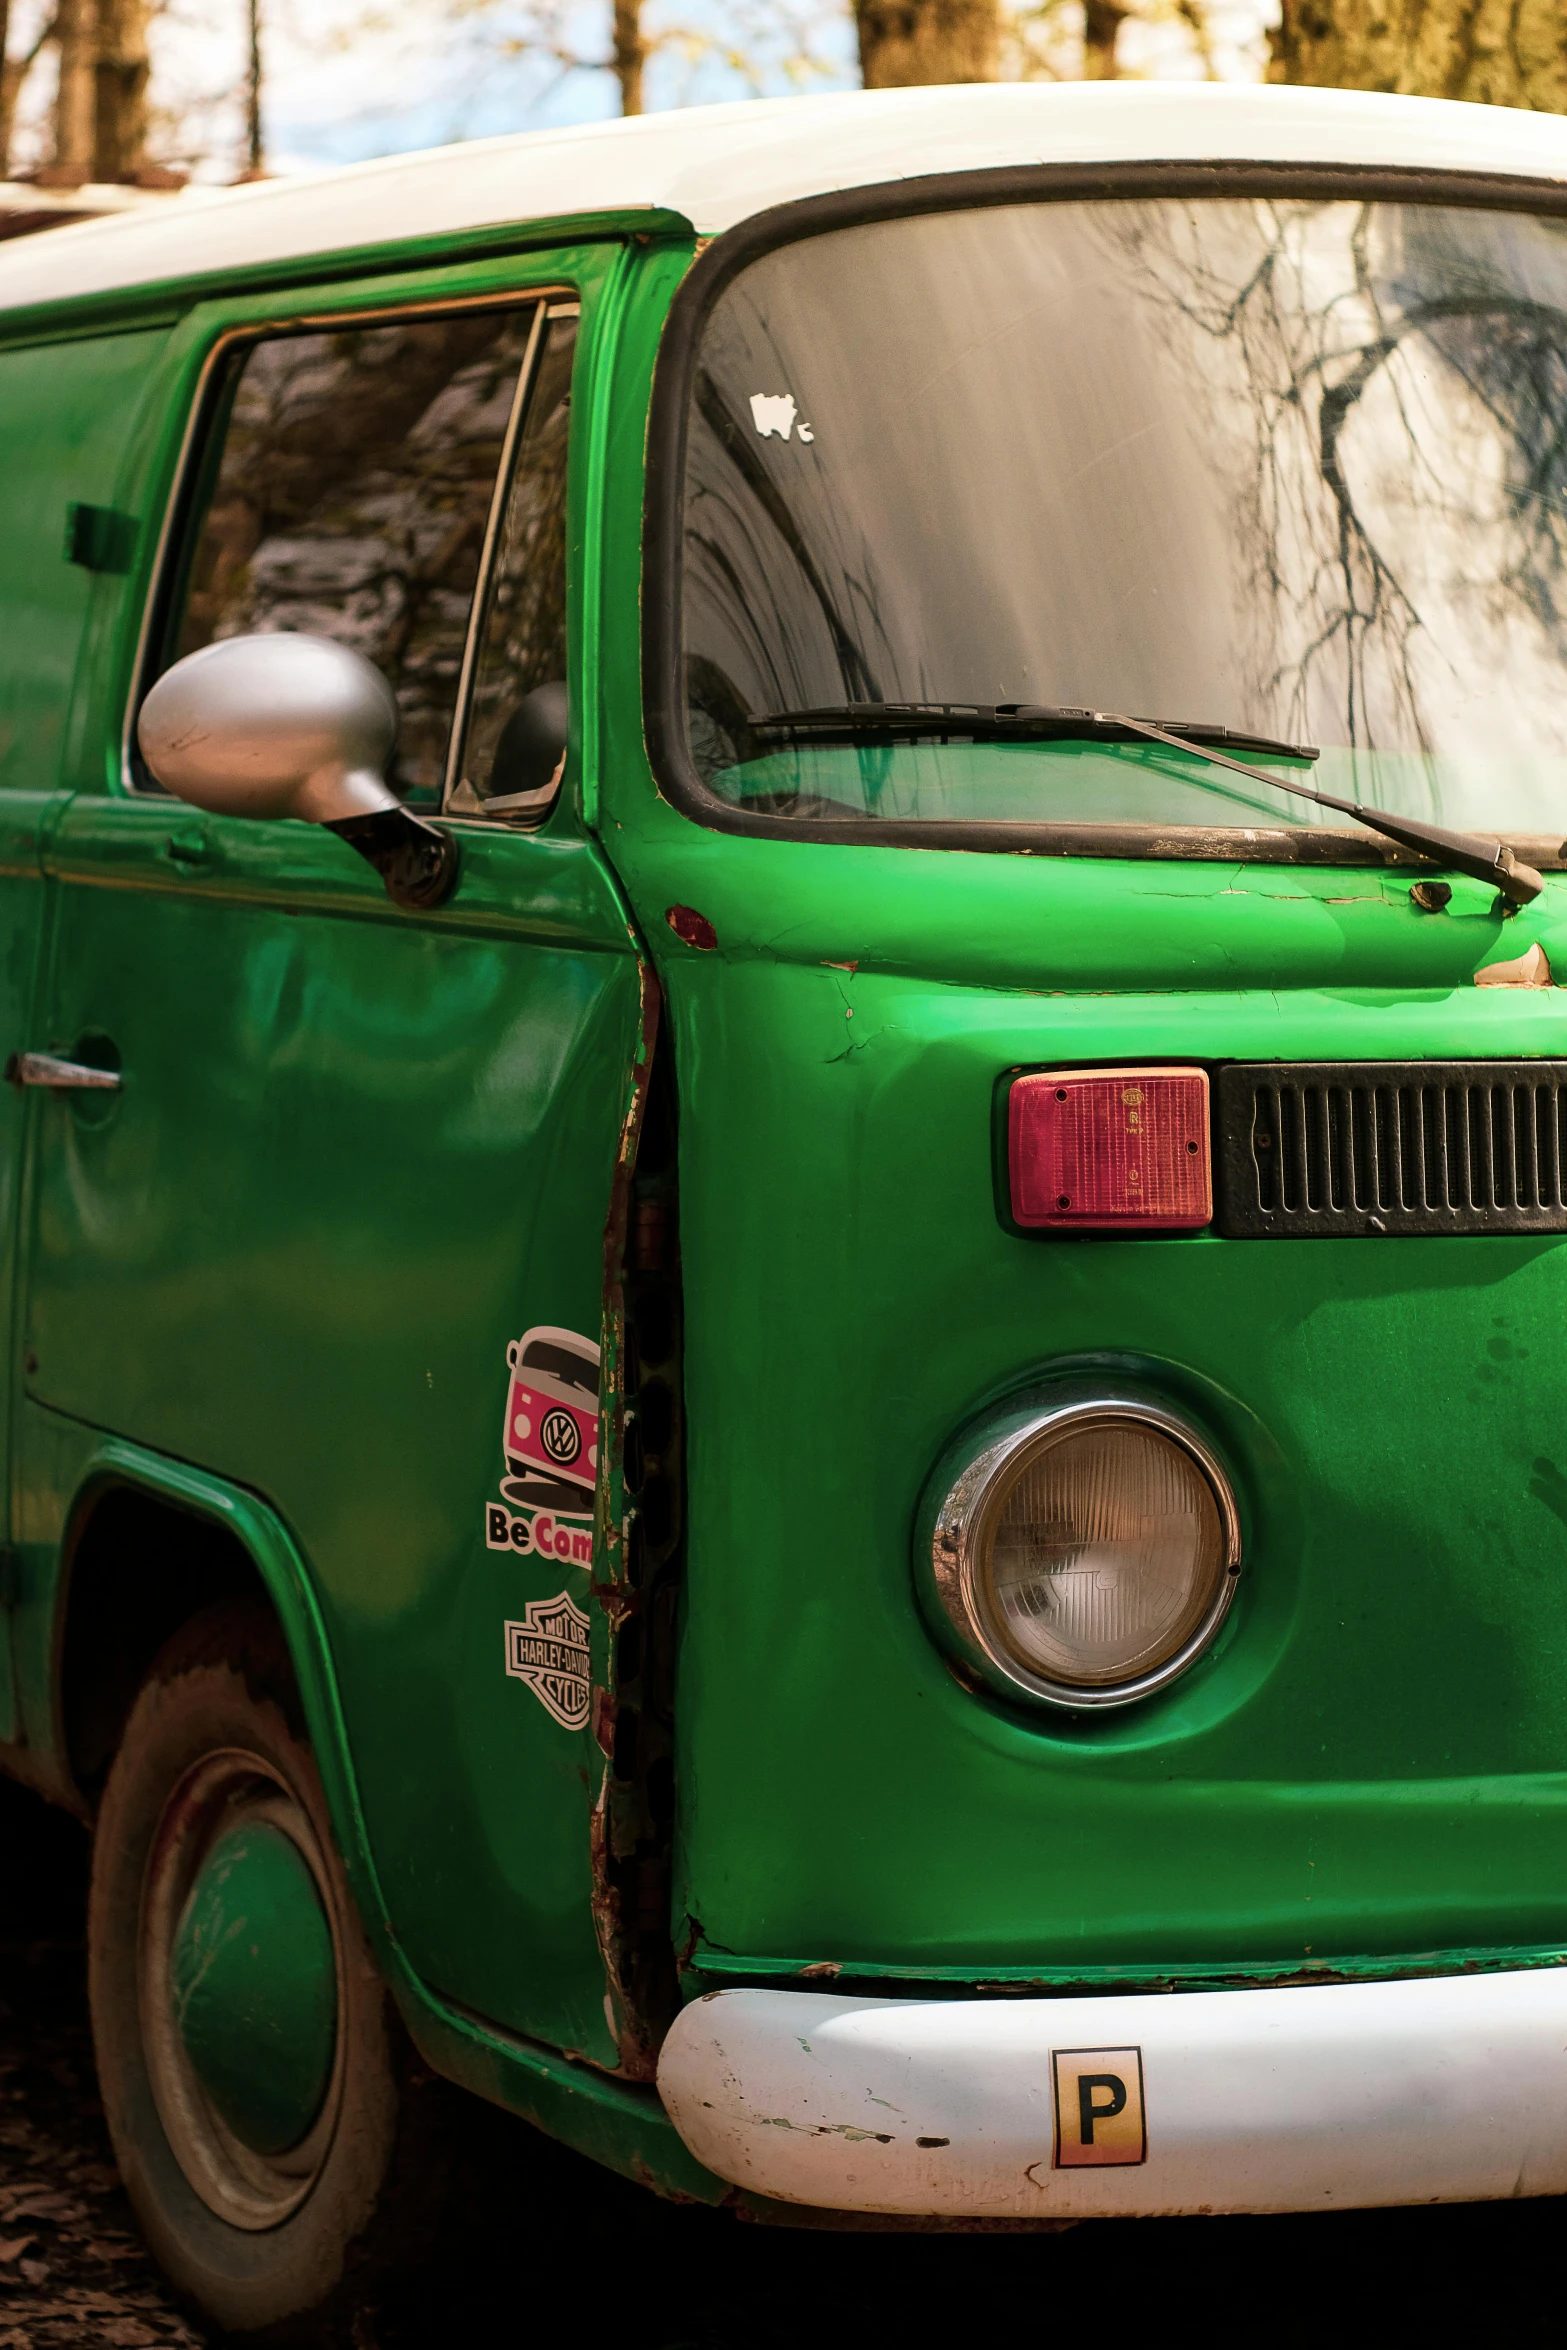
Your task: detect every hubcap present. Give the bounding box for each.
[170,1819,337,2157]
[140,1752,346,2229]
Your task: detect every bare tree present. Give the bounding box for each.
[5,0,147,187]
[1080,0,1124,76]
[45,0,93,180]
[93,0,150,179]
[1007,0,1219,87]
[611,0,643,108]
[1271,0,1567,109]
[854,0,999,85]
[1,7,62,178]
[0,1,22,175]
[328,0,840,123]
[239,0,263,173]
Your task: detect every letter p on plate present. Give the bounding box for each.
[1052,2047,1146,2167]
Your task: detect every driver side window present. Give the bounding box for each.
[149,293,578,824]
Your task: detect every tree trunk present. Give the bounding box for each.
[1270,0,1567,110]
[3,3,59,183]
[612,0,644,115]
[0,0,14,180]
[242,0,264,173]
[855,0,1000,87]
[93,0,149,181]
[1082,0,1127,77]
[49,0,95,184]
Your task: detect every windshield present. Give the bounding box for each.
[521,1340,597,1394]
[679,195,1567,839]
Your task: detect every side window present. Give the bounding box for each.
[448,308,577,821]
[152,305,544,805]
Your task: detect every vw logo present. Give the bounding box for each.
[541,1408,582,1466]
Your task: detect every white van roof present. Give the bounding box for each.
[2,80,1565,317]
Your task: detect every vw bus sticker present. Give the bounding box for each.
[486,1325,600,1563]
[503,1325,599,1504]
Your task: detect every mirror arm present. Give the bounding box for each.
[325,807,461,911]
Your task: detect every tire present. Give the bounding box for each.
[88,1601,468,2339]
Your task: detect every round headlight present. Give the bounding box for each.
[923,1395,1240,1710]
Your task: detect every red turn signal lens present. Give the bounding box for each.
[1008,1067,1211,1232]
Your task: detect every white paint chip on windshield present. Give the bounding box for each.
[750,392,813,444]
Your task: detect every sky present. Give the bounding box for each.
[6,0,1275,183]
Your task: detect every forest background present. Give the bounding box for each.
[0,0,1564,208]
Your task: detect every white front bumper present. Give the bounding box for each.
[657,1973,1567,2218]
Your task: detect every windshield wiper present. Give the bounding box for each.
[1104,710,1545,908]
[749,702,1546,907]
[750,703,1314,761]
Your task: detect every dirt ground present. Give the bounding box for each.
[4,1771,1567,2349]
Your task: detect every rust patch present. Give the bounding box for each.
[666,904,718,951]
[589,959,685,2080]
[675,1912,705,1975]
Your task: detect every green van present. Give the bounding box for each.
[7,71,1567,2331]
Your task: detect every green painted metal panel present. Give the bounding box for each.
[0,324,165,1741]
[628,902,1567,1977]
[0,796,50,1744]
[582,246,1567,1984]
[0,328,168,794]
[17,242,650,2068]
[24,806,641,2061]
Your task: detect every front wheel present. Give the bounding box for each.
[89,1603,420,2337]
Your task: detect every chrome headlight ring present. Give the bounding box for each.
[921,1389,1243,1713]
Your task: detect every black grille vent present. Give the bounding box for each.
[1215,1062,1567,1237]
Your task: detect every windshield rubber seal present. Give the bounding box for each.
[642,157,1567,870]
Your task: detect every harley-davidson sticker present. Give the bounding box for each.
[504,1592,591,1729]
[486,1323,599,1565]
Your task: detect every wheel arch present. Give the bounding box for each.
[53,1439,391,1955]
[43,1437,738,2204]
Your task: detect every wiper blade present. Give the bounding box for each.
[749,702,1546,907]
[750,702,1317,762]
[1105,710,1544,909]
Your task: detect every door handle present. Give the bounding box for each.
[5,1052,122,1092]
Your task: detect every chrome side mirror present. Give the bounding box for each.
[137,633,459,911]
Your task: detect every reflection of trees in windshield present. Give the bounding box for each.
[1093,200,1567,756]
[681,197,1567,826]
[683,297,905,780]
[691,369,882,706]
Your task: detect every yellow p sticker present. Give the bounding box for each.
[1052,2047,1146,2167]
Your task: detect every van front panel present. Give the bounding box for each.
[609,177,1567,1983]
[655,900,1567,1975]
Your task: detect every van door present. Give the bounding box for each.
[0,325,171,1746]
[21,263,642,2062]
[0,788,45,1749]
